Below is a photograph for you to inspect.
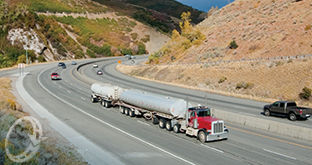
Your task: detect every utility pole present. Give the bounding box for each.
[26,49,28,65]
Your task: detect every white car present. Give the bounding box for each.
[93,64,98,68]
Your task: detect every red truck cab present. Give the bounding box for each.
[186,106,228,143]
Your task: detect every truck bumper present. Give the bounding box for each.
[299,114,311,118]
[206,132,228,141]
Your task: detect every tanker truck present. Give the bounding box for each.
[91,83,229,143]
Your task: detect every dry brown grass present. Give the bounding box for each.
[0,78,23,114]
[156,0,312,64]
[117,58,312,106]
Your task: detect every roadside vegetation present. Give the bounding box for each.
[0,77,86,164]
[148,12,205,64]
[17,0,108,13]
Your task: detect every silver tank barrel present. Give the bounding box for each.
[120,89,187,118]
[91,83,124,100]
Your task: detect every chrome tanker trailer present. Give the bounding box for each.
[91,83,228,143]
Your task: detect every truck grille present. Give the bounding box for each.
[213,121,223,134]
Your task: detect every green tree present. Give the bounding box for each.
[17,54,26,63]
[171,29,180,40]
[179,11,192,37]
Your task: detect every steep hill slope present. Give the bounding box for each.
[0,0,172,68]
[118,0,312,105]
[153,0,312,64]
[92,0,205,32]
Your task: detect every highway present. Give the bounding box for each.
[1,57,312,165]
[82,56,312,128]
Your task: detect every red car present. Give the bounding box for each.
[51,73,61,80]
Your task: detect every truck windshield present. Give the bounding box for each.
[287,102,297,107]
[197,110,211,117]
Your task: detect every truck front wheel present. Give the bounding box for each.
[159,119,165,129]
[198,131,207,143]
[173,124,180,133]
[288,112,297,121]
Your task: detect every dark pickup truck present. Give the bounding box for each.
[263,101,312,121]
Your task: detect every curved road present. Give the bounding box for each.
[1,57,312,165]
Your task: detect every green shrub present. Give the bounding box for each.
[299,87,312,100]
[305,24,312,31]
[218,76,227,84]
[37,55,46,62]
[141,35,150,43]
[170,56,176,61]
[137,43,147,55]
[131,33,138,40]
[17,54,26,63]
[229,40,238,49]
[120,48,133,55]
[148,51,161,63]
[236,81,254,89]
[87,49,96,58]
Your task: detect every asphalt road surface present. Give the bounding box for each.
[1,58,312,165]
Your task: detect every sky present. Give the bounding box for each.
[176,0,235,12]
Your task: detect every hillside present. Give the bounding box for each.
[0,0,205,68]
[92,0,205,32]
[152,0,312,64]
[118,0,312,105]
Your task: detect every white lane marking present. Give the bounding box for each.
[18,73,125,165]
[37,71,196,165]
[137,120,151,127]
[80,97,86,101]
[66,89,72,94]
[263,148,296,160]
[200,144,224,153]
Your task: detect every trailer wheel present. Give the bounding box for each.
[129,110,135,117]
[165,121,172,131]
[173,124,180,133]
[159,119,165,129]
[104,101,109,108]
[198,131,207,143]
[125,108,129,116]
[152,116,159,125]
[120,106,125,114]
